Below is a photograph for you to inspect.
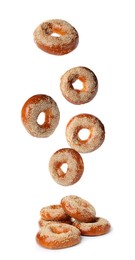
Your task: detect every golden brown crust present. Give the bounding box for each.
[21,94,60,137]
[36,222,81,249]
[66,113,105,153]
[33,19,79,55]
[61,195,96,222]
[60,66,98,104]
[40,204,71,221]
[49,148,84,186]
[72,217,111,236]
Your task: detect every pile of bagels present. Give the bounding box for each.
[21,19,111,250]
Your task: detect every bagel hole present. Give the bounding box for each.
[51,32,61,37]
[78,128,90,140]
[60,163,68,174]
[72,79,84,90]
[37,112,46,125]
[51,226,68,234]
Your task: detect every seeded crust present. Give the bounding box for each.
[66,113,105,153]
[72,217,111,236]
[60,66,98,104]
[49,148,84,186]
[21,94,60,137]
[61,195,96,222]
[40,204,71,221]
[36,222,81,249]
[33,19,79,55]
[39,219,72,227]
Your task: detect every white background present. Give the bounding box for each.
[0,0,135,259]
